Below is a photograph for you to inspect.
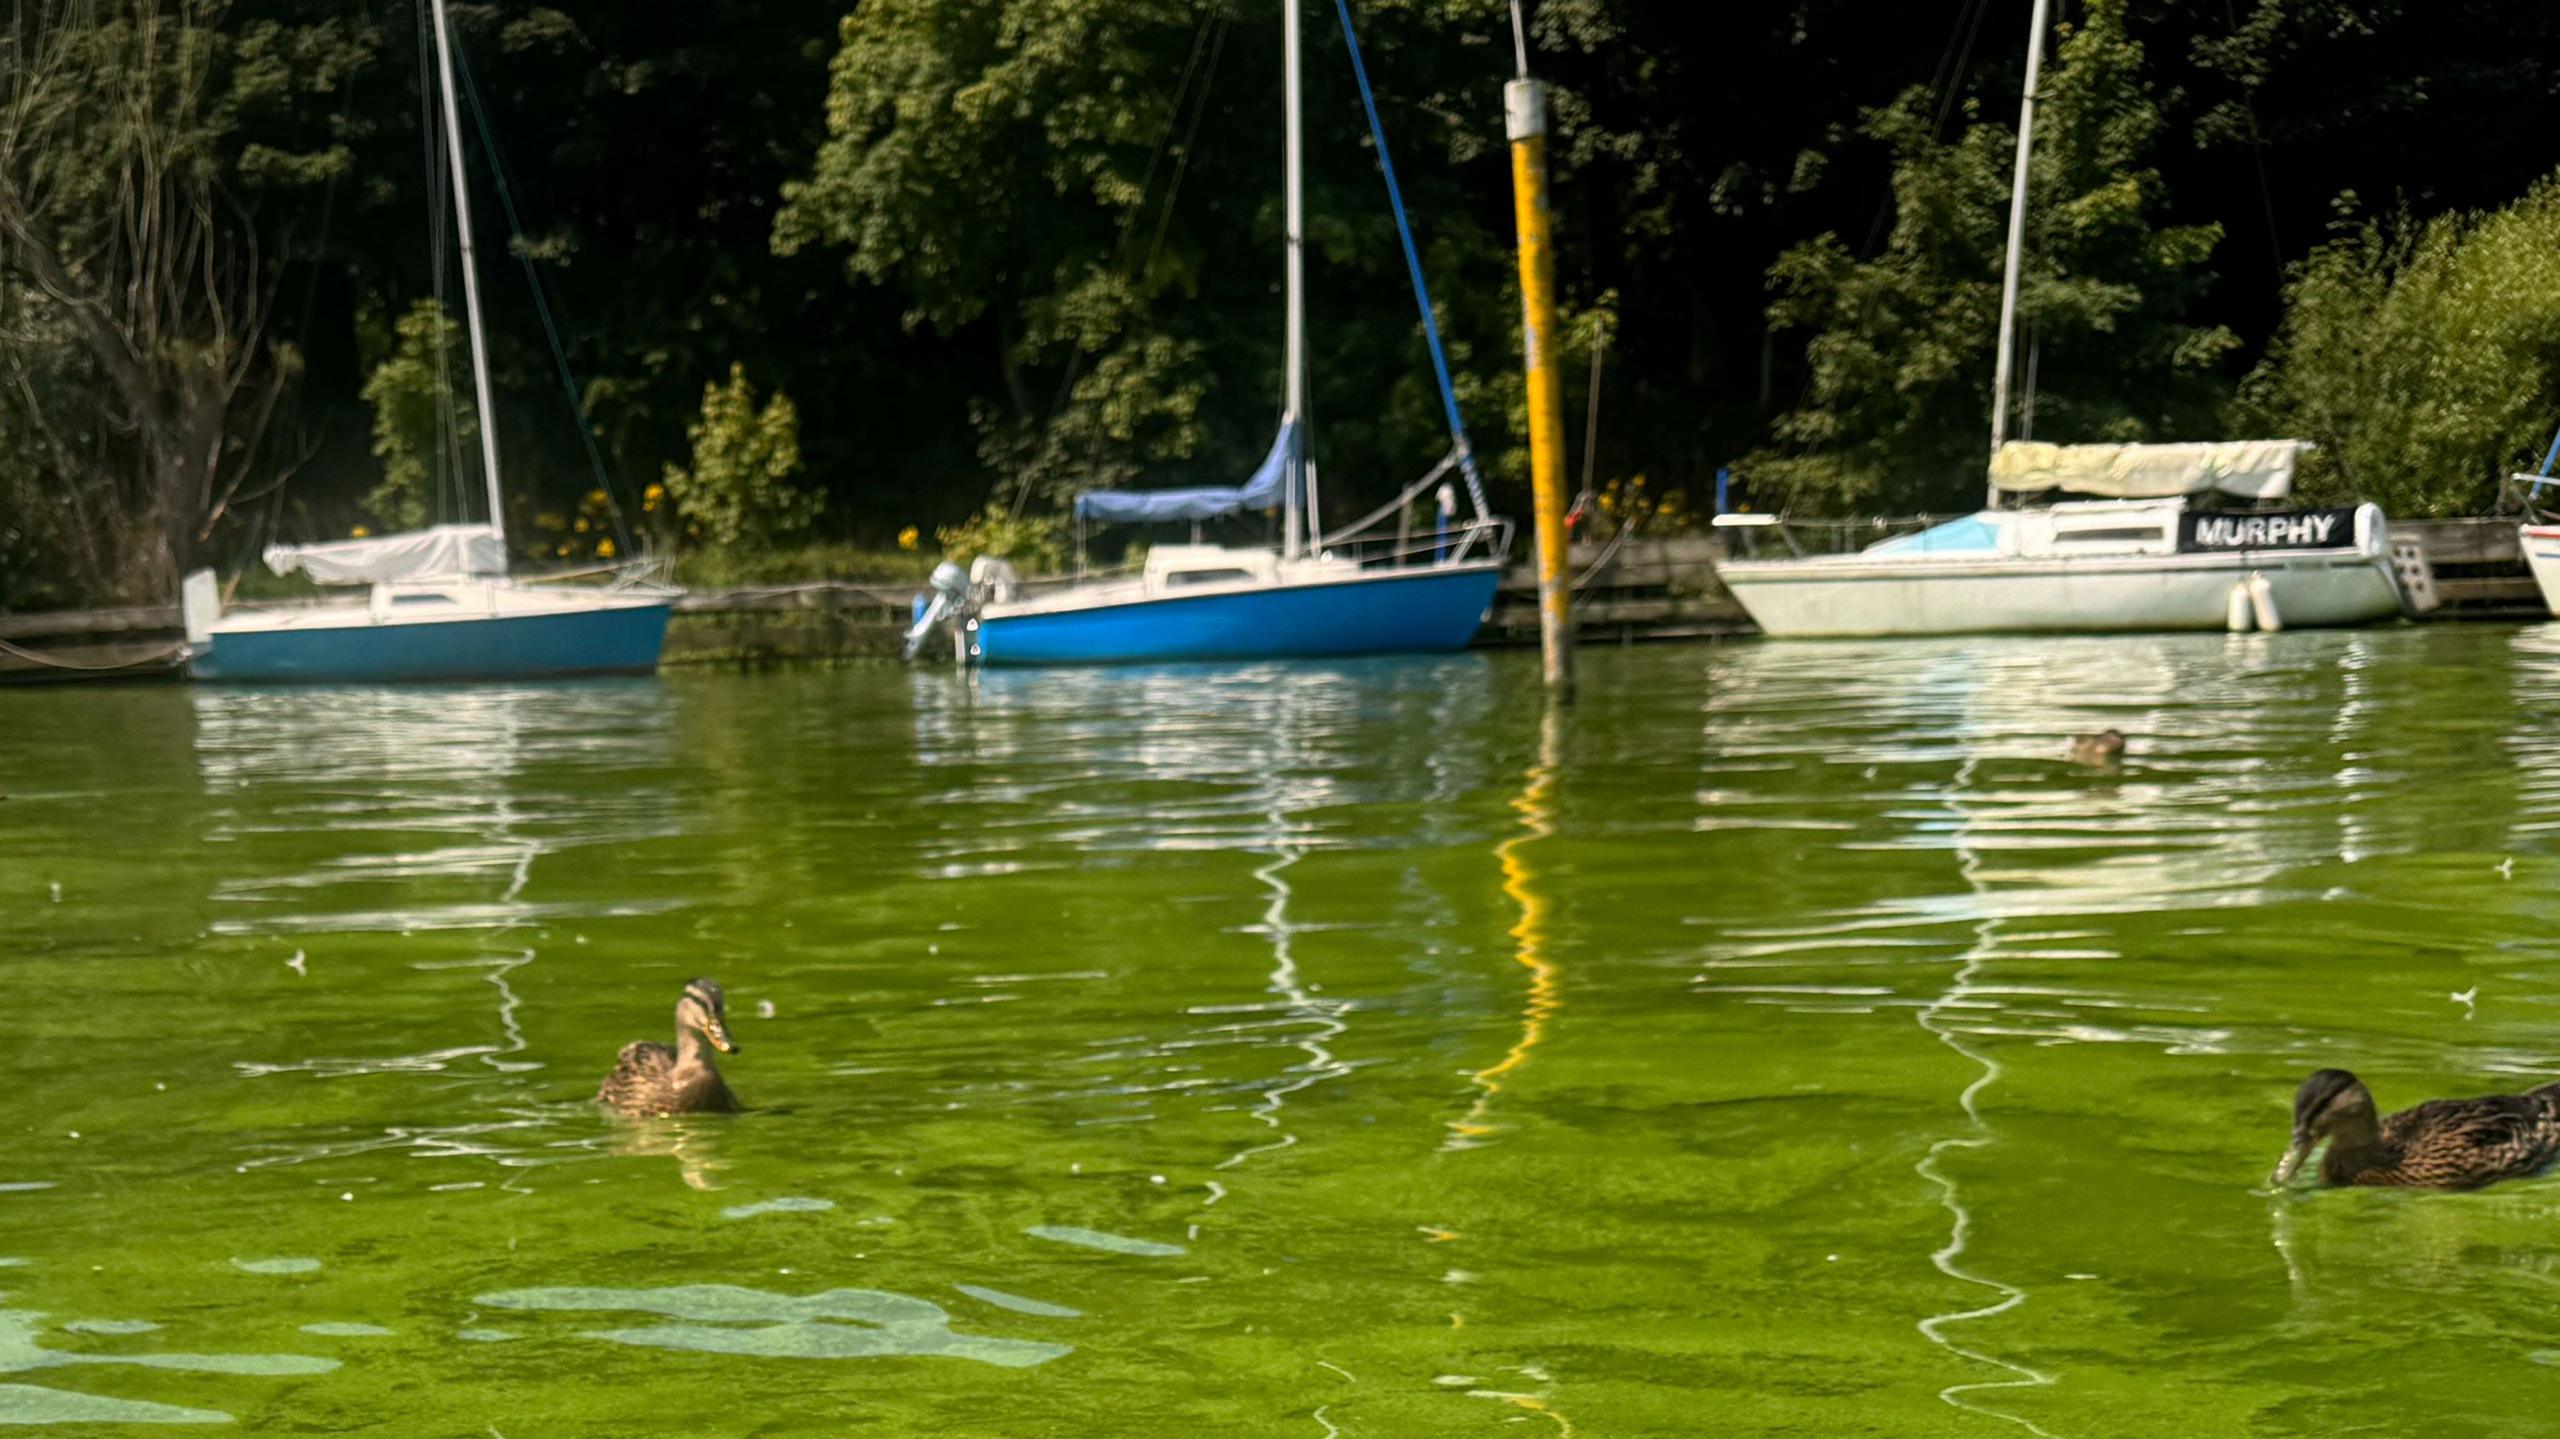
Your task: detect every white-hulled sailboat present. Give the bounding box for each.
[181,0,676,683]
[1716,0,2407,639]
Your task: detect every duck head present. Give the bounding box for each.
[2271,1068,2376,1185]
[678,977,740,1055]
[2067,729,2126,764]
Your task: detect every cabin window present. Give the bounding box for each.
[2053,527,2163,544]
[1163,568,1256,589]
[389,593,452,606]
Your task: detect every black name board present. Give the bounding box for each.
[2177,507,2358,553]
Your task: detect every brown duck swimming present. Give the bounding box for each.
[2271,1068,2560,1190]
[598,978,744,1118]
[2064,729,2125,766]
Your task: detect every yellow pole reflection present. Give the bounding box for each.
[1448,703,1562,1144]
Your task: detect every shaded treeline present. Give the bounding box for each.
[3,0,2557,607]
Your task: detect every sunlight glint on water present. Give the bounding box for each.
[5,629,2560,1430]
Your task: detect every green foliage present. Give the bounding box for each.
[359,300,472,534]
[661,364,822,552]
[775,0,1521,517]
[934,503,1068,575]
[0,0,367,599]
[1745,0,2235,514]
[2237,179,2560,517]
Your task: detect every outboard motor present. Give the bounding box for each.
[902,560,972,660]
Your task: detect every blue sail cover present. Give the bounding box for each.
[1074,421,1297,525]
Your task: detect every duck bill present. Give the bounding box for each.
[2269,1137,2312,1187]
[707,1027,739,1055]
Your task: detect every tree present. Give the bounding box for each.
[0,0,368,595]
[1743,0,2235,514]
[660,363,819,552]
[2237,179,2560,517]
[358,297,473,533]
[774,0,1522,521]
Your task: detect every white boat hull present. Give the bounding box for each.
[1723,548,2404,638]
[2520,525,2560,617]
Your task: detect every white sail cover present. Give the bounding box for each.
[264,524,503,585]
[1989,440,2311,501]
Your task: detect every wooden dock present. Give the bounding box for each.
[2,517,2544,681]
[0,605,187,683]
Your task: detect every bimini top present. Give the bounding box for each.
[1074,421,1297,526]
[1989,439,2312,501]
[264,523,504,585]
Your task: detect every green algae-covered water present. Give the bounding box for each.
[9,628,2560,1434]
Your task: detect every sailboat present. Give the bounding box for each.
[1714,0,2408,639]
[905,0,1510,668]
[180,0,677,683]
[2513,426,2560,616]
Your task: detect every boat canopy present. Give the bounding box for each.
[1989,440,2311,501]
[1074,421,1297,526]
[264,523,504,585]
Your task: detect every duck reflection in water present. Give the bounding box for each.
[2271,1068,2560,1190]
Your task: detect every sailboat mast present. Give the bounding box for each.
[1280,0,1308,561]
[1985,0,2052,507]
[429,0,509,553]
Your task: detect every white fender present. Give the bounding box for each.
[2227,581,2255,633]
[2248,571,2282,631]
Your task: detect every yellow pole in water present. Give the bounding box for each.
[1506,77,1573,698]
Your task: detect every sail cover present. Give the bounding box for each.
[264,524,504,585]
[1989,440,2312,501]
[1073,421,1298,525]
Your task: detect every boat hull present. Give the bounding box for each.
[1719,550,2404,638]
[971,565,1500,666]
[188,601,672,683]
[2520,525,2560,618]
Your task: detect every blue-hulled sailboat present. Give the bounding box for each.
[181,0,676,684]
[906,0,1510,668]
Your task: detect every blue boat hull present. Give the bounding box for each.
[189,603,672,683]
[972,565,1499,666]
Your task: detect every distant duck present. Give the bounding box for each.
[598,978,744,1118]
[2271,1067,2560,1190]
[2064,729,2125,766]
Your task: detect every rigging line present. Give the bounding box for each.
[1576,317,1604,505]
[417,0,461,528]
[453,42,635,553]
[1038,11,1234,524]
[1331,0,1490,520]
[1141,13,1231,292]
[1930,0,1993,140]
[2220,0,2285,279]
[1040,7,1221,433]
[1118,7,1220,281]
[1781,0,1998,461]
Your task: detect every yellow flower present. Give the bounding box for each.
[574,517,591,534]
[643,483,666,502]
[350,525,370,538]
[586,488,608,507]
[897,525,920,551]
[536,511,567,532]
[596,537,618,560]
